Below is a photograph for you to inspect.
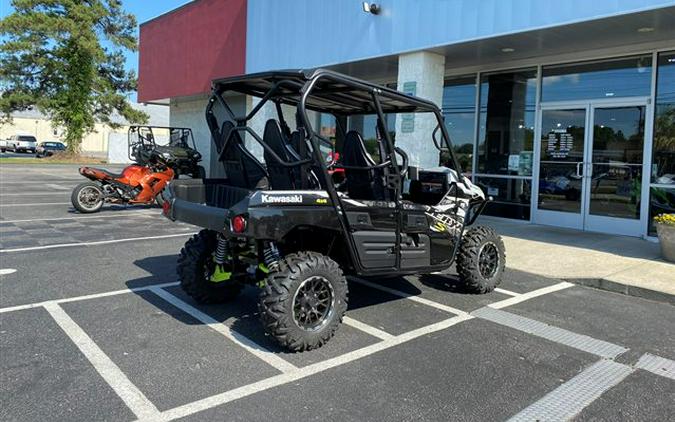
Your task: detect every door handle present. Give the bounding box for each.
[576,162,584,178]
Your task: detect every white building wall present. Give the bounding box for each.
[170,95,212,174]
[170,94,248,177]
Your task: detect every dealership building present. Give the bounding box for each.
[137,0,675,238]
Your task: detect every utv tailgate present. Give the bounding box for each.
[166,179,251,232]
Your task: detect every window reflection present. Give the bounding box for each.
[347,113,396,162]
[589,107,645,220]
[476,177,532,220]
[649,187,675,235]
[653,51,675,185]
[442,75,476,174]
[538,109,586,214]
[477,69,536,176]
[542,55,652,102]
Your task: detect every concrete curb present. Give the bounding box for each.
[565,277,675,306]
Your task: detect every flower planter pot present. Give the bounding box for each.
[656,223,675,263]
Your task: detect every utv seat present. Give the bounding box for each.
[341,130,386,201]
[218,121,267,189]
[288,130,322,189]
[263,119,301,190]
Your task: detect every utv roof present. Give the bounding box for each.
[211,69,439,116]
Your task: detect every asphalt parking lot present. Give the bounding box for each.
[0,150,38,160]
[1,163,674,422]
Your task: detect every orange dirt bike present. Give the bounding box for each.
[71,149,176,213]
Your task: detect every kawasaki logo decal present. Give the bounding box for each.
[261,194,303,204]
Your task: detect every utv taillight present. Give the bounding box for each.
[231,215,247,233]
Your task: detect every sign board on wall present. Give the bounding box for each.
[401,81,416,133]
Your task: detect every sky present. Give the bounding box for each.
[0,0,191,100]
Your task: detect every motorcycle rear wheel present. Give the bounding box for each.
[71,182,105,213]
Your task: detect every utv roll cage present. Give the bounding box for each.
[128,125,197,162]
[206,68,464,194]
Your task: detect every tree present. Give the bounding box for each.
[0,0,148,153]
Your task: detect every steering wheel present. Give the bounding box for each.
[394,147,409,178]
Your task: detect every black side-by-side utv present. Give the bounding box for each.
[129,125,205,178]
[162,69,505,352]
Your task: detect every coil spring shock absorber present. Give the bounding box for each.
[262,241,281,272]
[209,233,231,283]
[214,233,228,265]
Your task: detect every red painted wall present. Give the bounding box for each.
[138,0,246,103]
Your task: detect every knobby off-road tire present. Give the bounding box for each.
[71,182,104,213]
[259,251,348,352]
[456,225,506,294]
[177,229,242,304]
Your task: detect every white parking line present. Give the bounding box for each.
[0,202,71,207]
[1,191,69,196]
[507,359,633,422]
[488,282,574,309]
[152,313,474,421]
[149,287,298,374]
[350,277,469,316]
[635,353,675,380]
[342,316,395,340]
[45,183,71,190]
[0,180,80,185]
[0,232,194,253]
[0,210,156,223]
[494,287,520,297]
[0,282,180,314]
[0,268,17,275]
[44,302,161,420]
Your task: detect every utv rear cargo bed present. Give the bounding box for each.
[167,179,250,231]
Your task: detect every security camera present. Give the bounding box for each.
[362,2,381,15]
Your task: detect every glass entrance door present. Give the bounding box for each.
[534,107,588,229]
[584,104,646,236]
[534,100,648,236]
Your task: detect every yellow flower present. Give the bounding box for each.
[654,213,675,226]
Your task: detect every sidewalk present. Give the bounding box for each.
[478,216,675,305]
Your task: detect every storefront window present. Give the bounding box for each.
[649,51,675,235]
[475,177,532,220]
[317,113,336,139]
[347,113,396,161]
[542,55,653,102]
[652,51,675,185]
[477,69,536,176]
[442,75,476,174]
[649,187,675,235]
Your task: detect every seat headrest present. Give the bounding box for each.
[343,130,376,166]
[263,119,289,158]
